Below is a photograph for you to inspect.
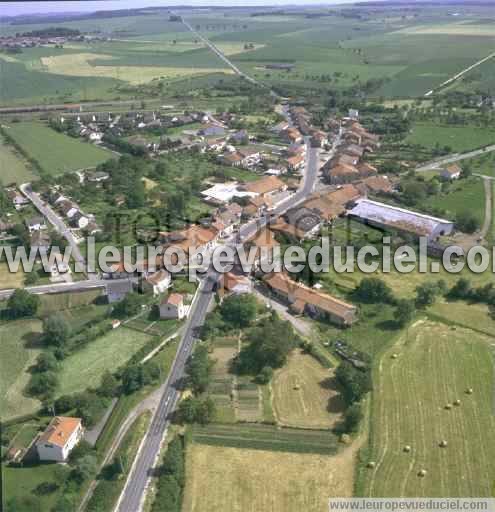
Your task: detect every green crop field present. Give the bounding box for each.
[4,122,114,174]
[191,423,338,455]
[0,136,37,184]
[57,327,155,395]
[406,123,495,153]
[357,320,495,497]
[0,319,43,420]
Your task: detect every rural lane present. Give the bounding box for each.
[415,144,495,172]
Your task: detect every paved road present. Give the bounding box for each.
[115,132,337,512]
[415,144,495,172]
[114,22,332,511]
[19,183,98,280]
[425,51,495,97]
[115,274,216,512]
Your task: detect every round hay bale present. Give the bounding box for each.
[339,434,351,445]
[439,440,448,448]
[453,399,461,406]
[391,353,398,359]
[418,469,427,477]
[444,403,452,410]
[367,461,376,469]
[293,384,301,390]
[466,388,473,395]
[403,445,411,453]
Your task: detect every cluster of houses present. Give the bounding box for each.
[322,112,382,186]
[44,189,99,233]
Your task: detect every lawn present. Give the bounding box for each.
[57,327,155,396]
[405,123,495,153]
[3,462,70,511]
[357,319,495,497]
[182,442,352,512]
[4,122,114,175]
[0,262,25,290]
[271,350,344,429]
[0,136,37,184]
[0,319,43,420]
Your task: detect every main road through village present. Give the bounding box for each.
[115,21,329,512]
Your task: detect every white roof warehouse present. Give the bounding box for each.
[348,199,454,241]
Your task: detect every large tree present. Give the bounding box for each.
[43,312,71,347]
[7,289,40,318]
[219,293,257,328]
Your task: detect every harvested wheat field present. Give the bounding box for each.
[358,320,495,497]
[272,350,344,429]
[182,442,357,512]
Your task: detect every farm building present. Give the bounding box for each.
[36,416,83,462]
[263,273,357,327]
[348,199,454,240]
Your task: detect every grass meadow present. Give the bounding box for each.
[0,136,37,185]
[271,350,344,430]
[5,122,114,175]
[405,123,495,153]
[0,319,43,420]
[57,327,155,396]
[357,320,495,497]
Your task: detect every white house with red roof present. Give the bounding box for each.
[36,416,83,462]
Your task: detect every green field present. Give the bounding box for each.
[0,319,43,420]
[421,176,486,224]
[406,123,495,153]
[0,136,37,184]
[57,327,155,395]
[357,320,495,497]
[4,122,114,174]
[191,423,338,455]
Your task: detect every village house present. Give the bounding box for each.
[326,163,360,184]
[246,227,280,268]
[281,127,303,144]
[357,175,394,195]
[242,175,287,198]
[200,123,226,138]
[302,184,362,222]
[286,154,305,172]
[263,273,357,327]
[106,279,134,303]
[6,188,29,209]
[218,272,252,296]
[283,206,322,239]
[25,216,46,233]
[145,269,172,296]
[440,163,462,180]
[69,211,89,230]
[36,416,83,462]
[159,293,188,320]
